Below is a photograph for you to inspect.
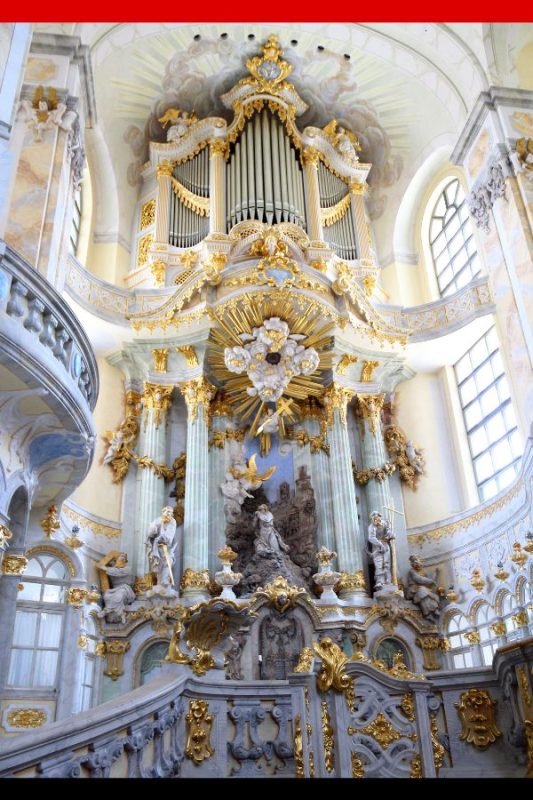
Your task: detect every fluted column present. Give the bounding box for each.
[155,161,173,244]
[0,553,27,696]
[135,383,173,576]
[298,405,336,553]
[355,394,393,517]
[322,384,368,600]
[350,181,373,261]
[208,393,236,574]
[302,148,323,243]
[209,140,227,234]
[179,377,216,598]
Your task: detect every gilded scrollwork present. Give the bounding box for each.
[185,700,214,765]
[455,688,501,749]
[384,425,425,489]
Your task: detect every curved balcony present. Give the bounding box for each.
[0,241,98,507]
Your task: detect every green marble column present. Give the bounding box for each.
[179,377,216,599]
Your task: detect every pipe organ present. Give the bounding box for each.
[318,161,358,260]
[226,109,306,230]
[143,34,372,284]
[169,148,210,248]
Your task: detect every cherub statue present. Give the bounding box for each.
[96,551,136,624]
[322,119,361,165]
[405,441,425,475]
[158,108,198,142]
[20,85,77,142]
[102,416,139,483]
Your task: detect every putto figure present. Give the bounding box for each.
[96,551,136,624]
[147,506,178,591]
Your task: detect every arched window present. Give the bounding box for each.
[429,178,480,297]
[139,641,169,686]
[7,554,68,688]
[475,603,498,666]
[446,613,473,669]
[455,326,522,502]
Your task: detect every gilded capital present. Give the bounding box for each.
[349,179,366,195]
[156,161,174,178]
[322,383,356,426]
[143,383,174,428]
[2,554,28,575]
[179,378,216,425]
[209,138,229,159]
[355,393,385,435]
[302,147,320,167]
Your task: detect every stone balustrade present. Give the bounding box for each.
[0,241,98,412]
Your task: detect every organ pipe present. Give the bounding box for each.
[169,148,210,248]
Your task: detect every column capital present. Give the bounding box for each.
[143,382,174,428]
[322,383,356,426]
[179,377,217,424]
[209,391,233,418]
[355,393,385,435]
[209,138,229,160]
[156,161,174,178]
[302,147,320,167]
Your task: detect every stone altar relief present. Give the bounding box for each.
[224,464,318,595]
[259,611,304,680]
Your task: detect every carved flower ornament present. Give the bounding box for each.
[224,317,319,402]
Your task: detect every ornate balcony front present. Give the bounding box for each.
[0,241,98,507]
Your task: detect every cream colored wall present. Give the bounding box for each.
[71,357,123,522]
[85,240,130,284]
[380,261,425,307]
[396,371,465,528]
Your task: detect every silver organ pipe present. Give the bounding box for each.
[317,160,358,260]
[226,109,306,230]
[169,148,210,248]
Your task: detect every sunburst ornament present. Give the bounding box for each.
[209,296,333,448]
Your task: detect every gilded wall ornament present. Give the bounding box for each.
[176,345,199,367]
[2,554,28,575]
[336,570,366,593]
[180,568,210,592]
[410,753,422,778]
[313,637,353,698]
[137,233,154,267]
[20,85,77,142]
[103,413,139,483]
[150,260,166,287]
[185,700,214,765]
[152,348,169,373]
[103,639,131,680]
[253,576,307,613]
[0,523,13,548]
[293,714,305,778]
[7,708,46,728]
[525,720,533,778]
[361,360,379,383]
[40,505,60,539]
[455,688,501,749]
[349,712,403,750]
[511,542,528,569]
[351,752,365,778]
[470,569,486,593]
[294,647,314,673]
[431,716,445,774]
[321,701,335,773]
[336,354,358,375]
[67,587,88,608]
[140,198,155,229]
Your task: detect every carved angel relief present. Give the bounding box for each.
[20,85,77,143]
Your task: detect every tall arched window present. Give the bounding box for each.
[429,178,480,297]
[7,554,68,688]
[455,326,522,502]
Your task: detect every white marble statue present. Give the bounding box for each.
[254,504,290,558]
[405,555,440,619]
[220,463,254,522]
[367,511,394,590]
[147,506,177,591]
[96,552,136,624]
